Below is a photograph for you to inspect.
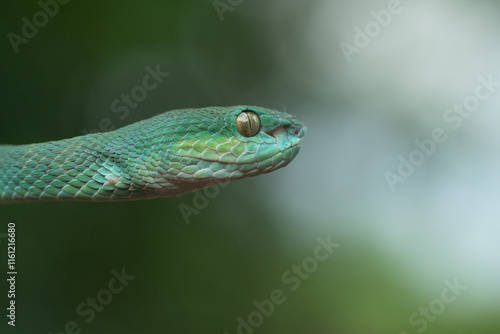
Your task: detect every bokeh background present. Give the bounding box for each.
[1,0,500,333]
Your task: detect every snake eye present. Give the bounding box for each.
[236,111,261,137]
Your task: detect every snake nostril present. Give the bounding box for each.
[293,126,306,138]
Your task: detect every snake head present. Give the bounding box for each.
[159,106,306,188]
[226,105,307,175]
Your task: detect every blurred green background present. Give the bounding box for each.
[1,0,500,333]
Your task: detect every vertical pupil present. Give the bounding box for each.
[246,113,252,131]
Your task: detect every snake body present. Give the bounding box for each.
[0,106,306,203]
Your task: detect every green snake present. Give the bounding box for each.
[0,106,306,203]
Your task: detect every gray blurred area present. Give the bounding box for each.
[1,0,500,333]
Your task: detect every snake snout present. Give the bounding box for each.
[267,121,306,140]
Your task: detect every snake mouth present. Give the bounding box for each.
[176,123,305,167]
